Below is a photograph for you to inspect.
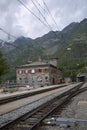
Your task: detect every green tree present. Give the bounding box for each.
[0,51,10,77]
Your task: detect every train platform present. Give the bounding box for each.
[0,83,68,100]
[0,82,81,115]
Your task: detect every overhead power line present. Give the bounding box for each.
[0,38,20,49]
[0,28,21,50]
[35,0,46,13]
[32,0,60,37]
[35,0,59,30]
[17,0,65,45]
[17,0,53,31]
[17,0,58,38]
[42,0,66,45]
[43,0,59,30]
[0,28,17,39]
[31,0,53,31]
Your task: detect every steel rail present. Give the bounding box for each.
[0,82,84,130]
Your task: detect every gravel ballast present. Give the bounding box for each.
[39,82,87,130]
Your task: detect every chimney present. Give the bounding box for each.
[49,58,58,67]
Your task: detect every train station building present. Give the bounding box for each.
[16,59,62,87]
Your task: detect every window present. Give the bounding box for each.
[45,76,49,82]
[28,70,30,73]
[31,69,35,73]
[19,70,22,74]
[32,77,35,82]
[25,77,29,83]
[39,69,42,72]
[25,70,28,74]
[45,68,49,72]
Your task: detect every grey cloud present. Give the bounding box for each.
[47,0,87,29]
[0,0,87,40]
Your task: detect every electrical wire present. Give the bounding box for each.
[42,0,66,45]
[35,0,59,30]
[35,0,46,13]
[0,28,22,50]
[17,0,60,38]
[31,0,53,31]
[17,0,52,31]
[35,0,66,45]
[0,28,17,39]
[31,0,59,37]
[43,0,59,30]
[0,38,20,50]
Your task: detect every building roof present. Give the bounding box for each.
[22,61,47,67]
[16,61,57,69]
[77,73,87,77]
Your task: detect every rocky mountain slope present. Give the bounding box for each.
[0,18,87,68]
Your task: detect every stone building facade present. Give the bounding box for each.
[16,61,62,87]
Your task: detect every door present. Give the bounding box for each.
[52,77,55,85]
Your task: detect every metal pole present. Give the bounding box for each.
[67,48,72,77]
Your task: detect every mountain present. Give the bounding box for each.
[13,36,32,46]
[0,18,87,69]
[67,18,87,58]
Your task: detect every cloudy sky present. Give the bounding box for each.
[0,0,87,41]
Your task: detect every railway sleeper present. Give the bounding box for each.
[37,109,49,112]
[20,119,38,124]
[27,121,38,124]
[17,124,32,128]
[32,114,43,118]
[34,112,44,115]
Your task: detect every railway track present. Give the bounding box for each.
[0,82,84,130]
